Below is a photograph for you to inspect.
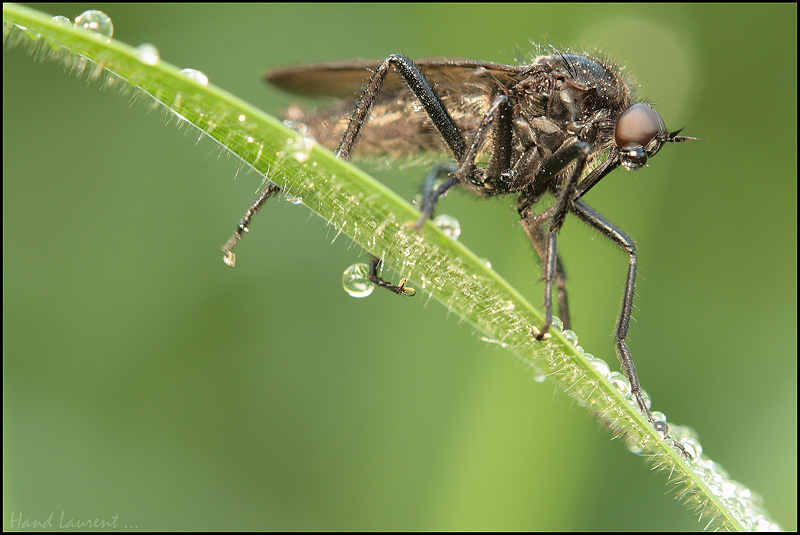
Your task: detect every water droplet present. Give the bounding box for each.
[289,136,313,162]
[680,437,702,459]
[651,411,667,428]
[135,43,160,65]
[669,423,700,444]
[608,371,631,396]
[286,195,303,205]
[478,257,492,269]
[342,263,374,298]
[625,436,645,455]
[653,419,669,437]
[532,366,547,383]
[550,316,563,332]
[179,68,209,86]
[587,355,611,378]
[50,15,71,26]
[222,251,236,267]
[433,214,461,239]
[562,329,578,345]
[74,10,113,40]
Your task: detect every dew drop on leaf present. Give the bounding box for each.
[135,43,160,66]
[179,68,209,86]
[433,214,461,240]
[74,10,113,40]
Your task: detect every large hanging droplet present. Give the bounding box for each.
[342,263,374,298]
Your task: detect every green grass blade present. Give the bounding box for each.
[3,3,782,531]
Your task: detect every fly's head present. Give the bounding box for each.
[614,102,702,170]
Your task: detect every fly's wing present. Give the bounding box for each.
[265,58,522,98]
[265,58,523,156]
[265,59,383,99]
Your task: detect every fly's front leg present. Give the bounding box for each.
[570,199,652,422]
[221,183,282,267]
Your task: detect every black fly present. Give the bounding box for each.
[223,48,700,428]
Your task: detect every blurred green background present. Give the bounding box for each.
[3,3,796,531]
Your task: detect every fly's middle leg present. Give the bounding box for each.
[519,219,571,329]
[411,95,514,231]
[368,257,415,297]
[518,141,590,339]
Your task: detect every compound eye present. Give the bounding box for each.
[615,103,666,152]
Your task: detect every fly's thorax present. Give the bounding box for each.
[513,55,628,144]
[556,53,632,112]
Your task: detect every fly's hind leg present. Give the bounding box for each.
[221,183,282,267]
[411,95,514,231]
